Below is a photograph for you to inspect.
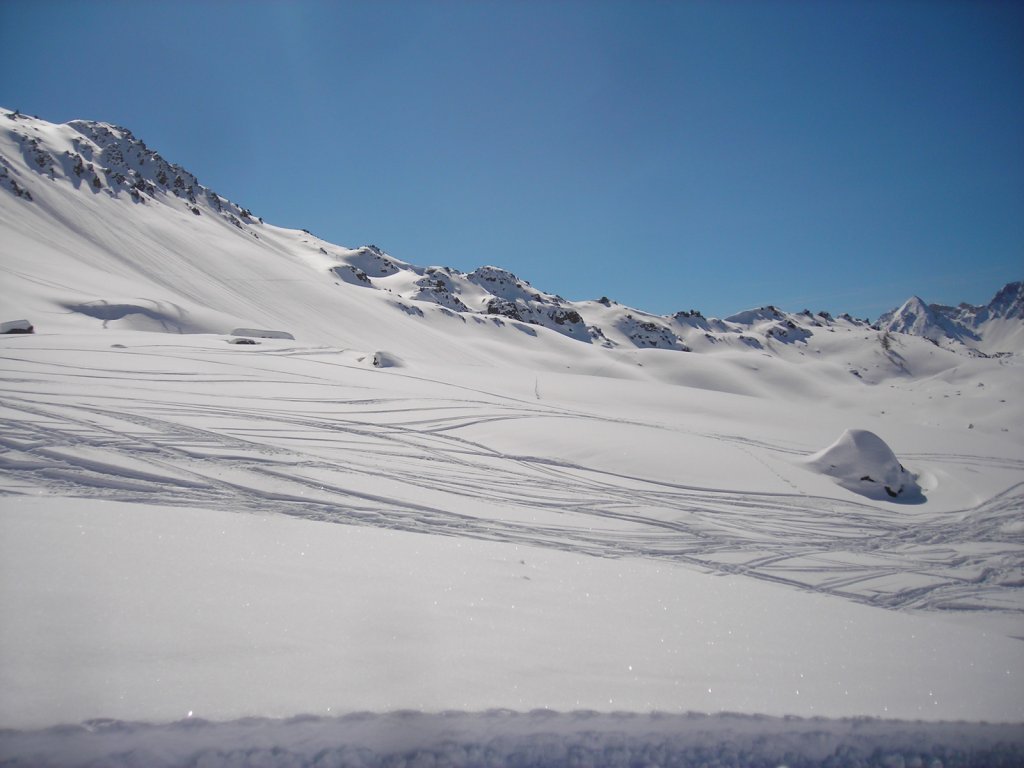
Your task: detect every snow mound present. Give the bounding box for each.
[1,319,33,334]
[62,300,229,334]
[230,328,295,340]
[361,350,404,368]
[803,429,922,502]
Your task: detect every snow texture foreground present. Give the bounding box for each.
[2,711,1023,768]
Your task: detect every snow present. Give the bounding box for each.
[3,496,1023,761]
[1,107,1023,761]
[1,333,1021,730]
[878,283,1024,355]
[803,428,922,501]
[2,712,1022,768]
[0,319,32,333]
[230,328,296,340]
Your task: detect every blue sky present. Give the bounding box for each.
[2,0,1021,319]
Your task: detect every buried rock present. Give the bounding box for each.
[354,350,405,369]
[802,428,922,501]
[230,328,295,340]
[372,351,404,368]
[1,319,34,334]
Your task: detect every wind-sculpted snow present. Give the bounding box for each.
[1,336,1021,616]
[2,711,1022,768]
[803,429,922,501]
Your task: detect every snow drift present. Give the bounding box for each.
[803,429,922,501]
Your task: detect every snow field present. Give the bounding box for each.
[2,497,1023,732]
[1,332,1022,734]
[2,109,1023,762]
[2,711,1022,768]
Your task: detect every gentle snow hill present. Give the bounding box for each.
[1,329,1022,730]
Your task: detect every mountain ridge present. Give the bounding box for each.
[1,107,1020,362]
[877,283,1024,355]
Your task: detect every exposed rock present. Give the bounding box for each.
[1,319,33,334]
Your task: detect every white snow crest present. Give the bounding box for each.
[803,429,922,501]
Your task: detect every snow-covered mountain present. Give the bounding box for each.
[877,282,1024,355]
[2,108,1019,375]
[2,108,1023,759]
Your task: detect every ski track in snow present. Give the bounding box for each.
[2,344,1022,618]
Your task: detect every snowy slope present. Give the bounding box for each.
[4,108,1021,368]
[1,108,1023,759]
[2,332,1022,728]
[878,282,1024,355]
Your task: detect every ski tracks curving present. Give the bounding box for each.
[1,342,1021,617]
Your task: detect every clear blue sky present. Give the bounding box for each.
[2,0,1021,319]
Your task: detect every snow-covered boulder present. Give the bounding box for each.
[230,328,295,340]
[803,429,921,501]
[1,319,33,334]
[370,350,404,368]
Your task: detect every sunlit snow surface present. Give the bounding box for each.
[1,108,1023,761]
[1,332,1022,750]
[2,711,1022,768]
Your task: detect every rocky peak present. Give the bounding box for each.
[1,108,258,230]
[988,281,1023,320]
[876,282,1024,353]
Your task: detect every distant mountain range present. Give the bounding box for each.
[877,283,1023,355]
[1,107,1020,362]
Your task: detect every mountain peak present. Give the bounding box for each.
[989,281,1024,320]
[1,107,260,230]
[877,282,1023,354]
